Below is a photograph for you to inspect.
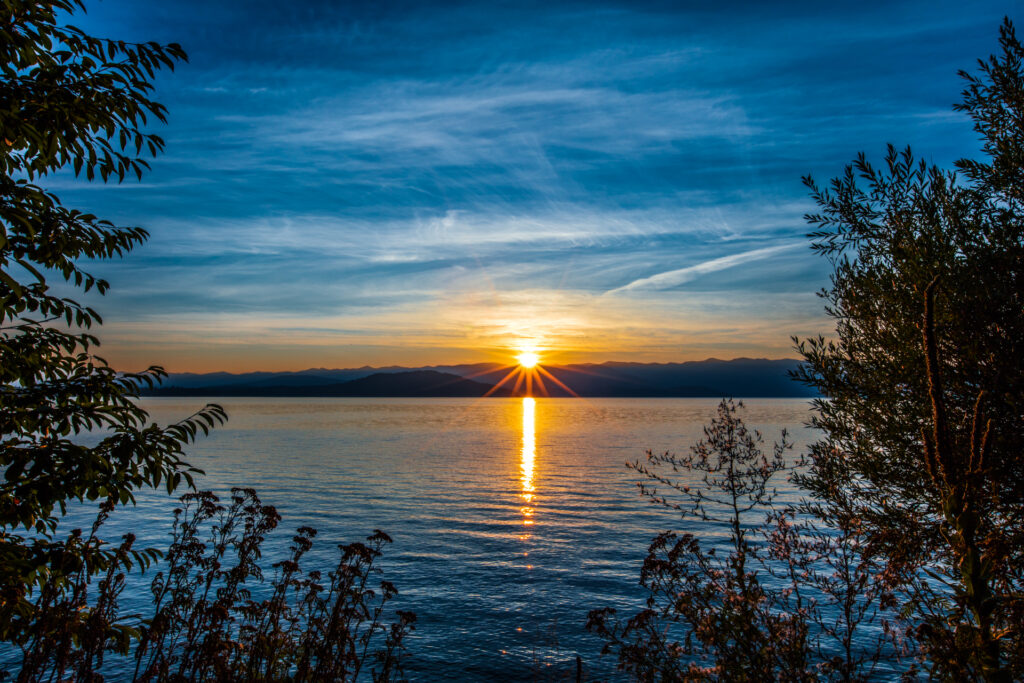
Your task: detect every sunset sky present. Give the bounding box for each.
[58,0,1012,372]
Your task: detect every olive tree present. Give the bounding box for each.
[794,19,1024,680]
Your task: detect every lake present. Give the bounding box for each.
[16,397,818,680]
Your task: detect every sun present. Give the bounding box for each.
[517,351,540,368]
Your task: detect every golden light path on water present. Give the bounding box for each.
[520,397,536,531]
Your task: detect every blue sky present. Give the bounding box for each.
[58,0,1015,371]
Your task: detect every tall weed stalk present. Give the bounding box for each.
[4,489,414,682]
[588,399,904,681]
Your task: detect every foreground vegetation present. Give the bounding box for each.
[1,1,412,679]
[590,18,1024,682]
[589,399,904,680]
[2,0,1021,680]
[10,490,413,682]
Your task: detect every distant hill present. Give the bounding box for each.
[147,370,509,398]
[447,358,810,397]
[144,358,816,398]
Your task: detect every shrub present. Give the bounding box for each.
[5,489,415,682]
[589,400,901,681]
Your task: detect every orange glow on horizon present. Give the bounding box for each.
[471,345,592,399]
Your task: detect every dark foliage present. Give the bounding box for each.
[596,19,1024,681]
[10,499,146,682]
[1,0,230,646]
[793,18,1024,680]
[3,489,414,682]
[588,400,903,681]
[2,5,415,681]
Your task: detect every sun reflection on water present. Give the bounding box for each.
[520,397,535,528]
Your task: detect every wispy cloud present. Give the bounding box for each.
[57,0,1013,369]
[604,243,804,295]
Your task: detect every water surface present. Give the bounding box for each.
[25,398,818,680]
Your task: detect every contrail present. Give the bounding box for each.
[604,242,802,295]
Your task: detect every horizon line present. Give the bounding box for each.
[160,355,805,376]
